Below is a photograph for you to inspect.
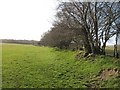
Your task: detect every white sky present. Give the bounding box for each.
[0,0,116,45]
[0,0,58,41]
[107,36,115,45]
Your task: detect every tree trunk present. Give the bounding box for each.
[102,42,107,55]
[83,40,92,54]
[94,2,100,54]
[114,31,119,58]
[82,28,92,54]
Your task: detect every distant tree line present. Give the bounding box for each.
[39,1,120,57]
[1,39,38,45]
[39,22,83,50]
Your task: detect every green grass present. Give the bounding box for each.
[106,45,114,56]
[106,45,120,56]
[2,44,120,88]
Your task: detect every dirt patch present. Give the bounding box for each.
[75,51,95,60]
[99,68,119,81]
[84,68,119,88]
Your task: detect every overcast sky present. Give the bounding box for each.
[0,0,58,41]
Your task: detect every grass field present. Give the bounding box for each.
[106,45,120,56]
[2,43,120,88]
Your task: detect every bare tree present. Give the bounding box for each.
[40,21,83,49]
[56,1,120,55]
